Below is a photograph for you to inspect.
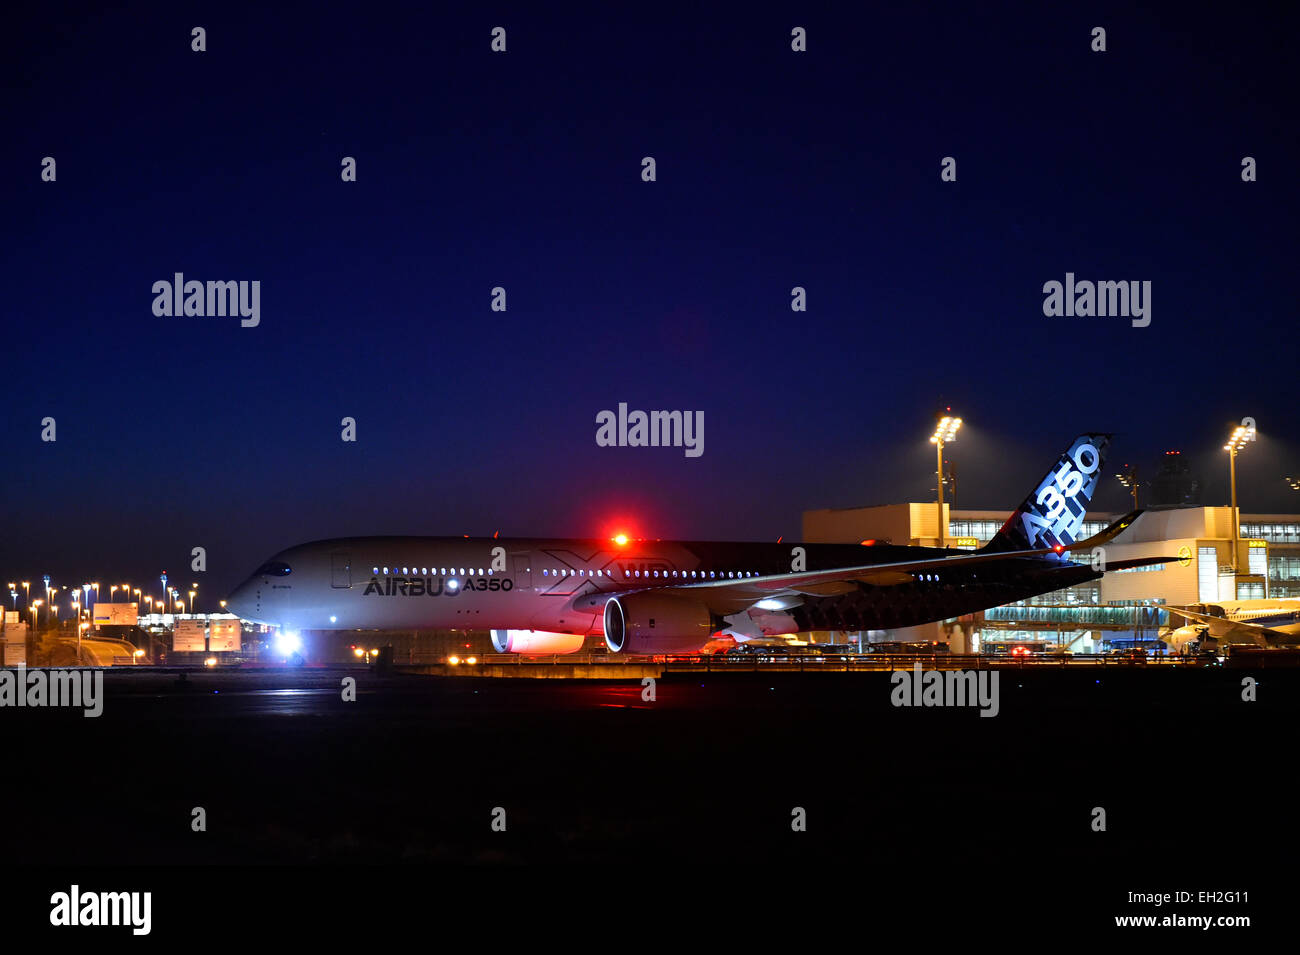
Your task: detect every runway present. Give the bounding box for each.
[4,666,1296,873]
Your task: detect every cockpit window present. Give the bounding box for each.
[257,561,292,577]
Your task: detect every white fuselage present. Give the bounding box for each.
[1208,598,1300,636]
[225,535,821,637]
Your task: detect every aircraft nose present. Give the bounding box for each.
[225,576,264,623]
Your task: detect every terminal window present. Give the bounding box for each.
[1270,556,1300,582]
[1198,547,1219,603]
[1241,522,1300,544]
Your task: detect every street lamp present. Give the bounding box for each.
[930,413,963,548]
[21,582,30,608]
[1224,418,1257,574]
[1116,464,1140,508]
[189,588,197,614]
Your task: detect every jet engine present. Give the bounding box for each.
[490,629,586,654]
[603,593,715,654]
[1164,624,1215,653]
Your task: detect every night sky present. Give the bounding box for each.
[3,2,1297,601]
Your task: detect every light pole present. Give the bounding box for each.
[930,413,962,548]
[22,582,30,609]
[1224,419,1256,575]
[1116,464,1140,508]
[189,587,197,615]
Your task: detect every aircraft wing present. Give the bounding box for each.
[574,511,1148,614]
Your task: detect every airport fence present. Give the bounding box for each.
[431,651,1197,671]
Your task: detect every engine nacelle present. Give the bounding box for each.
[1165,624,1215,653]
[603,593,715,654]
[490,629,586,654]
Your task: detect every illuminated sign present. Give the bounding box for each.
[955,538,980,548]
[1178,545,1192,567]
[92,602,139,626]
[1246,540,1267,549]
[4,628,26,666]
[209,619,241,652]
[173,620,205,652]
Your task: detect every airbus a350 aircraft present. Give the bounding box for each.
[226,434,1170,655]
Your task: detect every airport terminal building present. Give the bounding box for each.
[802,504,1300,652]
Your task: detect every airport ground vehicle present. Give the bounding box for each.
[1108,648,1147,663]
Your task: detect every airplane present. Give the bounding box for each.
[1162,598,1300,652]
[225,433,1173,656]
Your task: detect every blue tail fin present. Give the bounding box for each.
[983,434,1113,552]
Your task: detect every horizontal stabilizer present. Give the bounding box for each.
[1068,509,1144,553]
[1104,555,1178,572]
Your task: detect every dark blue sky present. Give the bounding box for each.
[3,2,1297,599]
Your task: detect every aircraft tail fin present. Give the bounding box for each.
[982,434,1113,553]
